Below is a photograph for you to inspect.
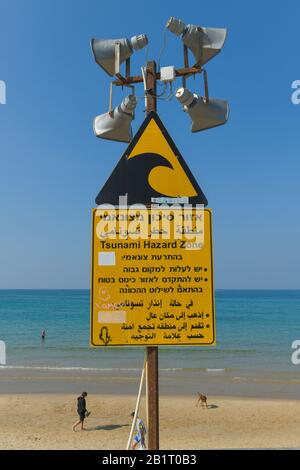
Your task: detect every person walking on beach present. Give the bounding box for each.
[72,392,89,431]
[130,411,147,450]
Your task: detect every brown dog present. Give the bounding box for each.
[196,393,208,409]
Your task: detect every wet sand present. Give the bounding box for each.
[1,367,300,399]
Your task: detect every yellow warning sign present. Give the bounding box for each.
[91,208,215,346]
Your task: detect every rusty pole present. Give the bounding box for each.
[145,60,159,450]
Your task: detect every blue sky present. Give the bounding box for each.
[0,0,299,289]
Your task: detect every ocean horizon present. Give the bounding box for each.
[0,289,299,375]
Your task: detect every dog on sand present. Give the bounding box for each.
[196,393,208,409]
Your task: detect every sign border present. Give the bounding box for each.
[90,208,215,347]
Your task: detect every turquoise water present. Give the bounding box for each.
[0,289,299,374]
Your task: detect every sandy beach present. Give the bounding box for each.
[1,393,300,450]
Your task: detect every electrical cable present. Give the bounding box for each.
[144,42,149,65]
[157,27,168,70]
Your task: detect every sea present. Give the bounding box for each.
[0,290,300,397]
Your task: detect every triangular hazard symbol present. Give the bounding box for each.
[95,112,208,206]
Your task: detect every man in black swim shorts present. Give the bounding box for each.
[72,392,88,431]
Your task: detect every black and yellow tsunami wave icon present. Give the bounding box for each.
[95,112,208,206]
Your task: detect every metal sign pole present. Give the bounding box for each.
[145,60,159,450]
[146,346,159,449]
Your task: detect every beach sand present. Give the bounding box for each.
[1,394,300,449]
